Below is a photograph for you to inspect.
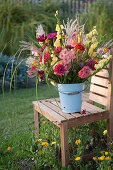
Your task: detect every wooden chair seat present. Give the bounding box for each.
[33,93,109,128]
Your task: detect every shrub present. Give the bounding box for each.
[0,53,28,91]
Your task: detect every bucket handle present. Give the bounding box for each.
[58,86,88,95]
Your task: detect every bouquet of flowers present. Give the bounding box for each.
[20,11,113,85]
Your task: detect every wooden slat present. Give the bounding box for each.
[95,69,109,78]
[68,111,109,128]
[91,76,108,87]
[41,100,75,120]
[90,84,108,96]
[32,101,66,124]
[89,92,107,106]
[82,93,89,101]
[82,101,105,113]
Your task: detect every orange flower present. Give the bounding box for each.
[104,47,109,52]
[7,147,11,151]
[33,61,37,65]
[45,38,50,43]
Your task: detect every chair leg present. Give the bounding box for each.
[60,122,69,167]
[34,109,40,138]
[107,118,113,146]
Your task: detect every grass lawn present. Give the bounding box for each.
[0,84,110,169]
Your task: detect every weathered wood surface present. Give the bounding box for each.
[33,93,109,129]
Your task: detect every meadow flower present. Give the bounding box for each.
[75,139,81,145]
[105,156,111,160]
[105,152,108,156]
[54,64,66,76]
[93,157,96,160]
[43,121,46,124]
[41,142,49,147]
[75,157,81,161]
[52,142,56,145]
[103,130,107,135]
[98,156,105,160]
[36,24,45,37]
[78,66,90,79]
[7,147,11,151]
[32,51,38,56]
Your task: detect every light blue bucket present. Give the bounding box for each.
[58,83,84,113]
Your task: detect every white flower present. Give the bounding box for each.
[36,24,45,37]
[26,57,35,66]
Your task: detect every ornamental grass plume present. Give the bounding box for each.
[20,10,113,84]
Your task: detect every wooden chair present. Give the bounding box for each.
[33,48,113,167]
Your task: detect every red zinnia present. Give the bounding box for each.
[75,43,85,52]
[54,64,66,76]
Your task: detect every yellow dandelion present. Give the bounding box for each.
[7,147,11,151]
[105,156,111,161]
[93,157,96,160]
[41,142,49,147]
[75,157,80,161]
[52,142,56,145]
[98,156,105,161]
[103,130,107,135]
[105,152,108,156]
[43,121,46,124]
[75,139,81,145]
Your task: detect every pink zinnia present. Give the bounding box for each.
[48,32,57,39]
[78,66,90,79]
[53,46,62,54]
[54,64,65,76]
[40,52,49,62]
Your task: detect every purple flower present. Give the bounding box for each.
[37,34,47,43]
[88,59,97,70]
[48,33,57,39]
[66,45,74,49]
[82,109,86,115]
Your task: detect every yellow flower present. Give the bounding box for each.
[75,139,81,145]
[92,29,98,35]
[54,39,61,48]
[55,10,58,17]
[93,157,96,160]
[52,142,56,145]
[41,142,49,147]
[56,24,60,32]
[103,130,107,135]
[57,34,61,39]
[87,32,93,38]
[75,157,80,161]
[60,25,64,29]
[105,156,111,160]
[105,152,108,156]
[50,81,56,86]
[98,156,105,160]
[43,121,46,124]
[7,147,11,151]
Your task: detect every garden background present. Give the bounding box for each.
[0,0,113,169]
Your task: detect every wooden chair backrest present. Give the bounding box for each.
[89,48,113,108]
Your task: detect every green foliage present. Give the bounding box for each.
[80,0,113,41]
[0,0,64,56]
[0,53,28,90]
